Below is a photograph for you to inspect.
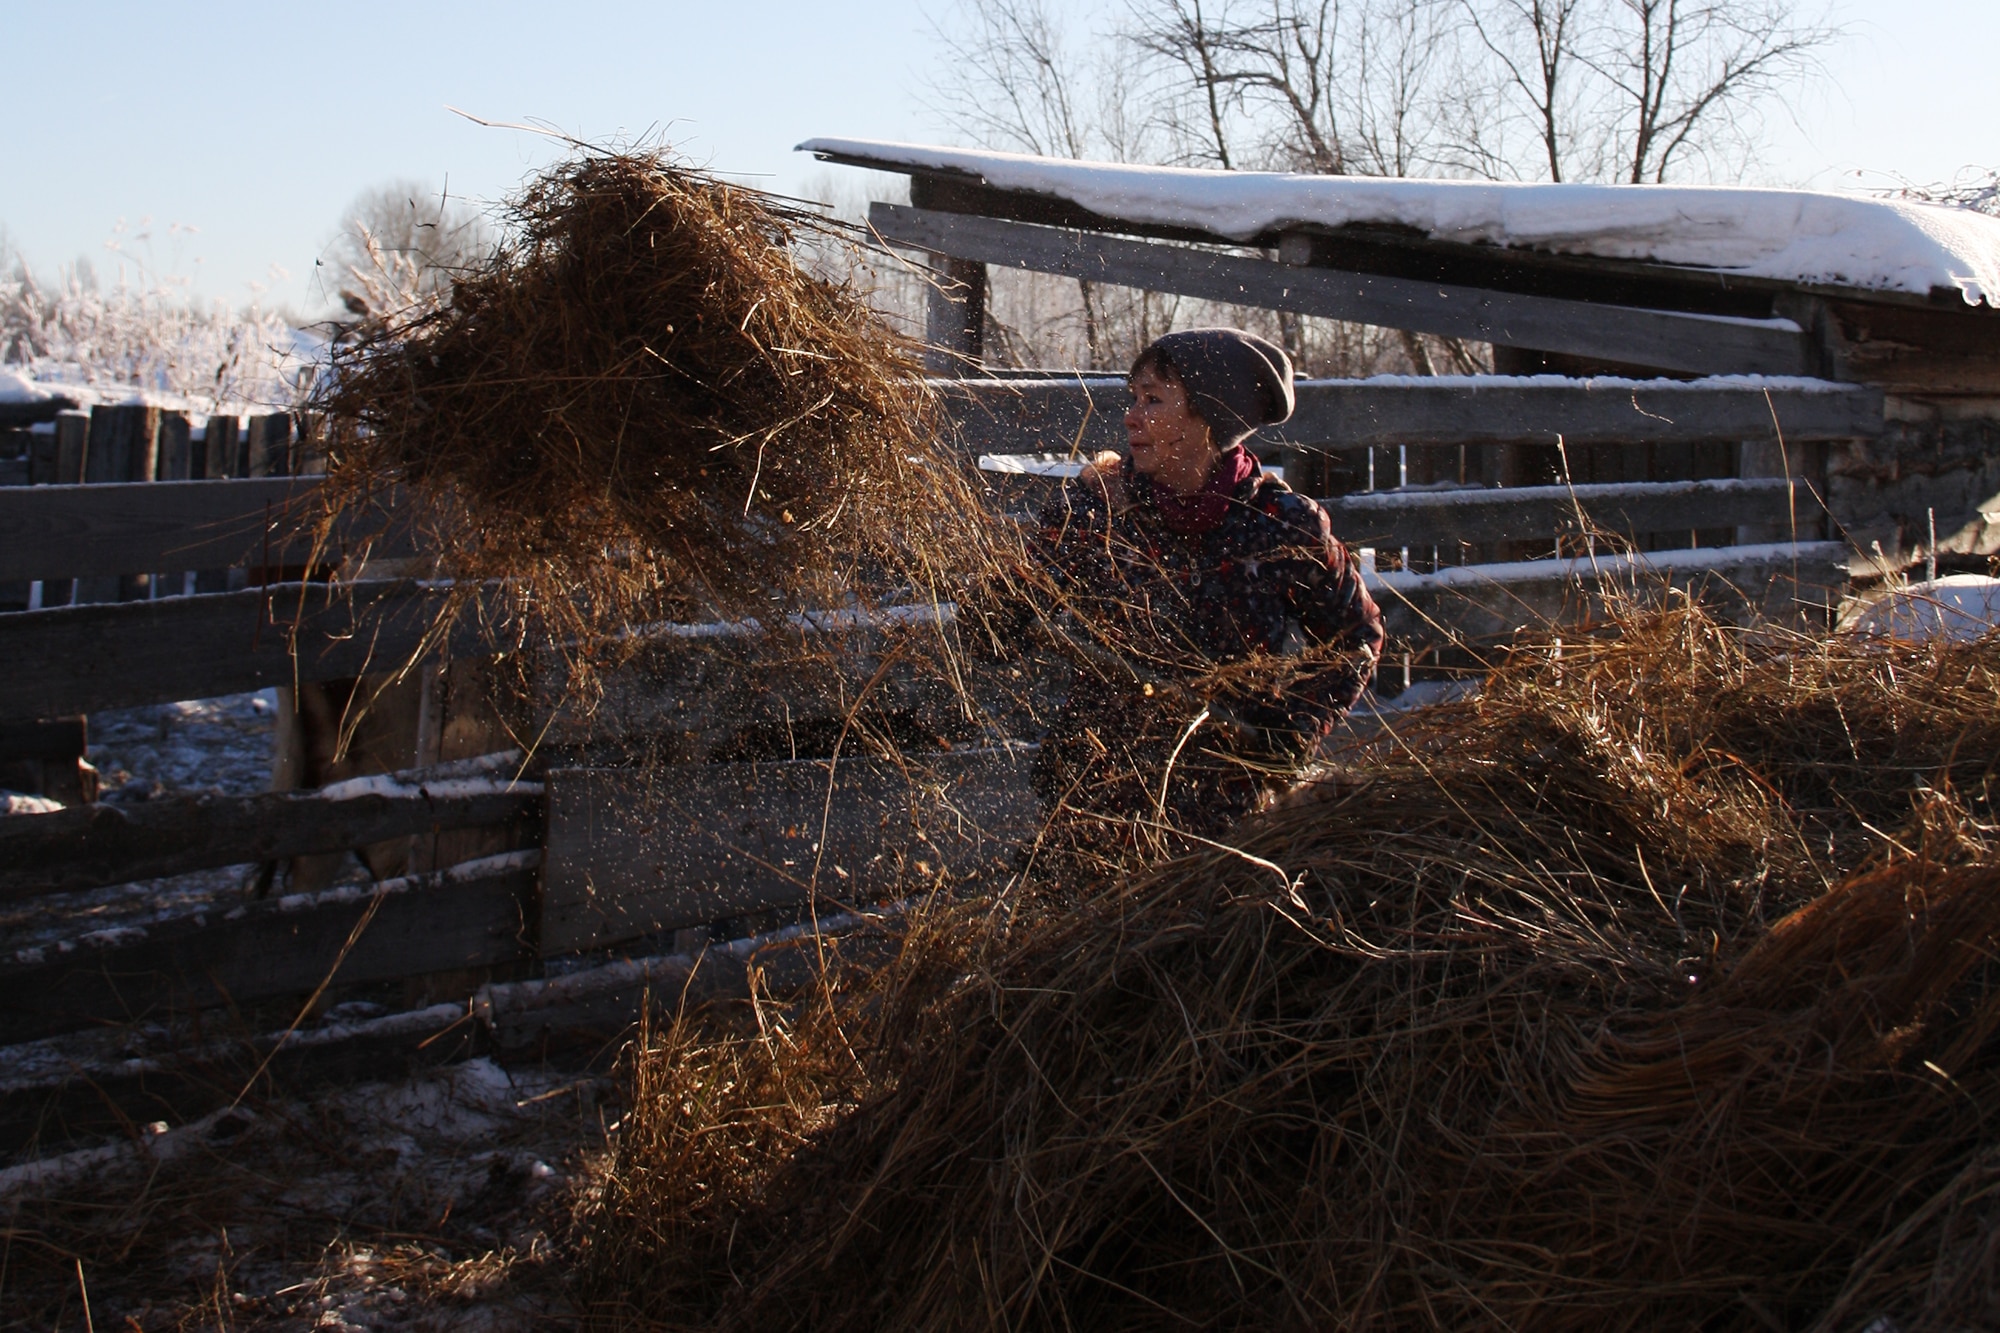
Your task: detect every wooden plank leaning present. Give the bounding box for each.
[871,203,1818,378]
[0,752,541,901]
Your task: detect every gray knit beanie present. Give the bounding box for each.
[1136,328,1296,449]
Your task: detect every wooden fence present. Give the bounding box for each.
[0,373,1877,1152]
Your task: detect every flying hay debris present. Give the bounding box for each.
[312,148,993,673]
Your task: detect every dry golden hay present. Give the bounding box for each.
[311,147,995,677]
[574,607,2000,1331]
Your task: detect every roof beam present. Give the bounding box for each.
[872,202,1818,378]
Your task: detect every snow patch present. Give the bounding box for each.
[1849,575,2000,643]
[0,368,60,404]
[800,139,2000,307]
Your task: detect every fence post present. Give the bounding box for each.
[247,413,292,477]
[83,404,159,485]
[200,414,242,480]
[53,410,89,486]
[191,415,246,593]
[924,257,986,377]
[152,411,193,596]
[81,405,160,602]
[154,411,191,481]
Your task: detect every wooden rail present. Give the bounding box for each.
[1,753,541,900]
[0,478,412,583]
[873,204,1817,377]
[0,852,537,1046]
[1322,478,1804,547]
[0,579,484,723]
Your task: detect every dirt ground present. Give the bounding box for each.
[1,1057,609,1330]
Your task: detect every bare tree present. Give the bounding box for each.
[1127,0,1241,167]
[925,0,1118,360]
[1455,0,1593,180]
[1448,0,1839,183]
[1131,0,1839,184]
[1899,169,2000,218]
[1588,0,1841,183]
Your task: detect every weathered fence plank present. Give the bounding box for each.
[0,477,385,582]
[1320,477,1806,548]
[200,414,242,481]
[0,579,481,722]
[1370,540,1850,643]
[82,404,159,486]
[0,757,540,901]
[154,411,192,482]
[0,999,480,1159]
[945,376,1882,457]
[0,853,537,1046]
[872,203,1816,377]
[542,746,1040,953]
[52,411,88,486]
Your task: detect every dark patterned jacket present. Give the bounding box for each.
[1034,452,1384,752]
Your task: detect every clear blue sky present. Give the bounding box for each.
[2,0,1991,313]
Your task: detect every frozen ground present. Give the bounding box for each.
[0,1057,600,1329]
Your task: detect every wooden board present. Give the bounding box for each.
[1,769,542,900]
[0,579,484,723]
[1321,477,1804,548]
[873,204,1816,377]
[0,856,536,1046]
[1372,541,1851,644]
[945,376,1882,457]
[0,477,410,583]
[542,746,1041,953]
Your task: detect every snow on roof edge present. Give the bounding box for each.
[801,137,2000,310]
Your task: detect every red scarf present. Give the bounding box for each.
[1151,446,1257,535]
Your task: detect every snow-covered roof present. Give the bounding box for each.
[800,138,2000,310]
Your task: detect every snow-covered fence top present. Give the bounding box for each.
[800,138,2000,310]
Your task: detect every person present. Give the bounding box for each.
[1027,328,1384,855]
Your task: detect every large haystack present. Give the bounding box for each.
[575,607,2000,1330]
[313,148,994,673]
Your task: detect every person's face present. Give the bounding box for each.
[1125,364,1218,495]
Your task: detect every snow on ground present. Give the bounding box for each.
[0,366,65,404]
[800,138,2000,307]
[0,1057,598,1329]
[1,690,283,957]
[89,689,279,800]
[1847,575,2000,642]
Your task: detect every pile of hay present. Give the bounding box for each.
[573,606,2000,1330]
[313,148,993,669]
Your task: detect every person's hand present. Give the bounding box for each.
[1077,450,1131,514]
